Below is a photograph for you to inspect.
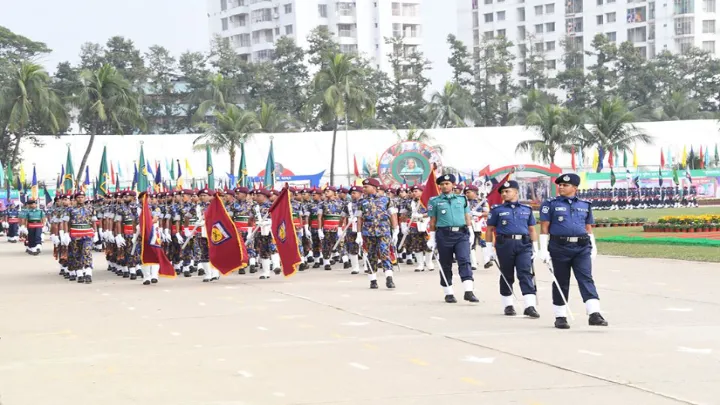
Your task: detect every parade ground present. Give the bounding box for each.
[1,245,719,405]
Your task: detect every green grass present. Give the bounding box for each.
[592,207,719,221]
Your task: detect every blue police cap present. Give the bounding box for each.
[436,174,456,185]
[555,173,581,186]
[498,180,519,193]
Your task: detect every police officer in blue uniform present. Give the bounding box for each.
[486,180,540,318]
[539,173,608,330]
[427,174,478,304]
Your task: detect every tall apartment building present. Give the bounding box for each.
[207,0,424,74]
[456,0,720,87]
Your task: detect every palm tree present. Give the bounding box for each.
[0,62,66,166]
[657,91,714,120]
[584,97,652,154]
[508,89,553,125]
[311,53,375,185]
[516,104,574,164]
[194,104,260,172]
[424,82,474,128]
[392,124,444,154]
[74,64,144,185]
[255,100,297,133]
[193,73,238,121]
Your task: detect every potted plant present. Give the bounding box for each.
[711,223,719,232]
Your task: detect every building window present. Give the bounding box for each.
[284,3,292,13]
[546,3,555,13]
[607,0,616,2]
[318,4,328,17]
[606,31,617,42]
[518,25,526,38]
[597,0,603,4]
[393,23,402,37]
[517,7,526,21]
[535,23,544,33]
[546,41,556,50]
[392,2,401,16]
[675,17,694,35]
[675,0,694,14]
[340,44,358,54]
[275,27,280,35]
[484,31,494,39]
[627,7,647,23]
[597,15,604,24]
[251,8,272,23]
[285,24,293,35]
[221,0,228,11]
[497,11,506,20]
[535,42,544,51]
[473,12,479,27]
[485,0,493,4]
[485,13,493,22]
[607,12,616,22]
[546,60,557,69]
[535,5,543,14]
[338,23,356,37]
[704,0,716,12]
[338,2,357,17]
[703,20,716,33]
[702,40,715,53]
[546,22,555,31]
[497,28,507,36]
[221,17,228,30]
[628,26,647,42]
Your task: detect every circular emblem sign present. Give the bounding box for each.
[378,142,442,187]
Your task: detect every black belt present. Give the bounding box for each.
[497,234,528,240]
[437,226,468,232]
[550,235,589,243]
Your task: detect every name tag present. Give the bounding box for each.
[576,208,588,212]
[499,212,510,216]
[555,207,567,212]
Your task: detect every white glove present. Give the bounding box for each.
[184,228,192,238]
[532,241,539,260]
[175,233,184,244]
[297,228,304,237]
[19,225,28,235]
[468,230,475,246]
[318,229,324,240]
[40,233,45,242]
[92,233,99,243]
[304,224,311,235]
[539,234,550,264]
[2,221,8,228]
[131,234,138,247]
[349,216,357,224]
[51,234,60,246]
[392,227,399,245]
[411,213,424,220]
[337,229,345,238]
[589,234,598,260]
[115,235,126,247]
[486,244,497,261]
[355,232,363,247]
[427,231,436,250]
[103,230,112,241]
[61,233,71,246]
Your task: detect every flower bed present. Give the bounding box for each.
[595,218,647,228]
[643,215,720,233]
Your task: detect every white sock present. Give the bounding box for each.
[261,259,272,277]
[271,253,281,268]
[443,286,454,295]
[462,279,474,292]
[524,294,537,309]
[151,265,160,280]
[141,265,152,279]
[414,252,424,269]
[84,267,92,277]
[385,270,393,278]
[585,298,601,314]
[203,263,212,280]
[553,305,567,317]
[425,253,434,270]
[501,295,514,307]
[368,272,377,281]
[350,255,359,271]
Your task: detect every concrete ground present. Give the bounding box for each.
[0,243,718,405]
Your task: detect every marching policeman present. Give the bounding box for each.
[538,173,608,330]
[486,181,540,318]
[427,174,478,304]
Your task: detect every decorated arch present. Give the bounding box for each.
[479,163,563,198]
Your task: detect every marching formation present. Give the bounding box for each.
[3,172,611,329]
[579,186,699,210]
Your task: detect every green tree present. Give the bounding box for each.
[104,36,147,87]
[584,98,652,154]
[311,53,375,185]
[518,35,549,90]
[473,39,501,126]
[255,100,296,133]
[556,36,589,110]
[508,88,556,125]
[425,82,474,128]
[194,73,241,121]
[493,36,518,125]
[517,104,573,164]
[614,41,654,108]
[178,51,210,131]
[446,34,473,90]
[74,64,145,185]
[194,104,259,172]
[306,26,340,69]
[78,42,105,71]
[0,25,51,79]
[144,45,181,133]
[585,34,618,106]
[384,37,432,128]
[270,37,309,117]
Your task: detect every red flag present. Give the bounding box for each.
[660,148,665,168]
[140,194,175,277]
[110,161,116,184]
[700,146,704,169]
[487,171,514,207]
[420,169,440,208]
[205,194,248,275]
[571,146,576,171]
[353,154,360,177]
[608,149,614,167]
[268,185,302,277]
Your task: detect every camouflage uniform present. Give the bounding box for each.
[357,183,399,289]
[320,194,345,270]
[250,191,277,279]
[67,198,96,283]
[229,188,256,274]
[341,186,363,274]
[306,192,323,267]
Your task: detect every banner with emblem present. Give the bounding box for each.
[205,193,248,274]
[487,170,514,207]
[268,185,302,277]
[140,194,176,277]
[420,168,440,208]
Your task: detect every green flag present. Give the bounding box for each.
[206,144,215,190]
[238,143,247,187]
[622,149,628,168]
[98,146,110,196]
[137,145,149,192]
[6,164,14,192]
[610,168,616,187]
[0,160,5,189]
[672,166,679,185]
[63,145,75,192]
[715,143,719,166]
[263,139,275,189]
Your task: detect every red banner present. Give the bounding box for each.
[205,194,248,275]
[269,185,302,277]
[420,169,440,208]
[140,194,175,277]
[487,172,513,208]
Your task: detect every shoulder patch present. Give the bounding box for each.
[541,205,550,214]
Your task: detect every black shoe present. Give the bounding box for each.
[135,269,143,277]
[259,275,267,280]
[130,274,137,280]
[77,276,85,283]
[299,263,308,271]
[312,262,321,269]
[414,268,423,272]
[364,269,371,274]
[239,268,246,275]
[151,278,158,284]
[555,317,571,329]
[123,273,130,278]
[202,278,210,282]
[198,268,206,276]
[117,271,124,276]
[211,277,219,281]
[385,276,395,289]
[183,271,191,277]
[464,292,479,303]
[307,256,314,263]
[249,266,257,273]
[84,275,92,284]
[588,312,608,326]
[143,280,151,285]
[351,269,359,274]
[324,264,331,271]
[64,273,70,279]
[405,259,413,265]
[484,262,493,269]
[190,266,197,273]
[370,280,378,289]
[524,306,540,318]
[445,294,457,303]
[471,266,477,270]
[59,270,65,276]
[274,267,281,275]
[504,306,517,316]
[69,275,76,281]
[175,268,181,275]
[343,261,351,269]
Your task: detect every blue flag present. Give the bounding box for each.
[263,139,275,189]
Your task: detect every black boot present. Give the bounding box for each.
[77,276,85,283]
[343,261,351,269]
[370,280,378,289]
[84,275,92,284]
[445,294,457,303]
[198,268,205,276]
[524,306,540,318]
[143,280,151,285]
[69,275,76,281]
[504,306,517,316]
[554,317,570,329]
[130,274,137,280]
[324,264,331,271]
[405,259,413,265]
[464,291,479,303]
[385,276,395,289]
[249,265,257,273]
[183,271,191,277]
[135,269,143,278]
[588,312,608,326]
[123,272,130,278]
[273,267,281,275]
[151,278,158,284]
[312,262,321,269]
[484,261,493,269]
[239,268,246,275]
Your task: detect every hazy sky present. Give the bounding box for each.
[2,0,454,91]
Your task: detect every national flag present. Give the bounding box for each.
[205,193,248,274]
[176,159,184,189]
[43,185,52,205]
[19,164,26,186]
[145,159,155,182]
[685,167,692,183]
[58,164,64,190]
[353,154,360,177]
[268,185,302,277]
[238,143,248,187]
[592,148,599,172]
[63,146,75,193]
[137,144,149,192]
[362,157,369,176]
[608,148,614,168]
[672,166,679,185]
[632,174,640,189]
[666,146,672,168]
[487,170,514,207]
[131,162,138,192]
[623,149,628,168]
[264,139,276,189]
[699,146,705,169]
[658,168,663,187]
[83,165,90,192]
[660,148,665,168]
[169,158,175,183]
[154,163,163,192]
[185,158,193,178]
[610,168,616,187]
[140,193,175,278]
[31,166,38,200]
[571,146,576,171]
[419,167,440,208]
[681,145,687,168]
[98,146,110,196]
[206,144,215,190]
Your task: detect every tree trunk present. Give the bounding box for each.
[77,133,96,187]
[10,129,23,168]
[329,119,338,186]
[229,147,236,182]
